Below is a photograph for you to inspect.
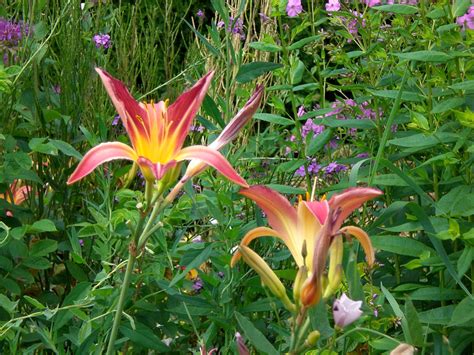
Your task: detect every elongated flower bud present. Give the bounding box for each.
[293,265,308,307]
[323,235,344,299]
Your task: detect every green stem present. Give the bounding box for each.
[106,251,137,355]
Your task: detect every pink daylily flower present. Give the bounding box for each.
[1,180,31,216]
[67,68,247,187]
[231,185,382,307]
[182,85,263,183]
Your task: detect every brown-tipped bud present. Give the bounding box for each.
[293,265,308,306]
[305,330,321,347]
[300,277,322,308]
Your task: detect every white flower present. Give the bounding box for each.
[333,293,363,328]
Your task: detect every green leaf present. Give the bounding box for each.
[450,297,474,326]
[50,139,82,159]
[120,323,170,351]
[0,294,18,315]
[236,62,283,83]
[29,239,58,257]
[367,89,424,102]
[53,282,91,331]
[371,235,433,257]
[22,256,51,269]
[253,113,294,126]
[321,118,376,129]
[306,129,333,155]
[27,219,57,233]
[393,51,452,62]
[249,42,282,52]
[388,132,458,148]
[410,287,465,301]
[453,108,474,128]
[405,299,423,346]
[431,97,465,114]
[265,184,305,195]
[169,244,213,287]
[373,5,418,14]
[418,306,454,325]
[454,0,472,17]
[381,284,413,345]
[235,312,279,355]
[457,247,473,277]
[288,35,322,50]
[29,137,58,155]
[436,185,474,217]
[184,20,219,57]
[23,295,46,310]
[449,80,474,91]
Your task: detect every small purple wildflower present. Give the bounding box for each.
[217,20,225,29]
[0,18,30,46]
[53,85,61,94]
[301,119,325,139]
[191,235,203,243]
[217,271,225,279]
[196,9,205,18]
[93,33,111,49]
[374,309,379,317]
[284,146,292,155]
[192,278,204,292]
[456,6,474,31]
[286,0,303,17]
[325,0,341,12]
[190,124,204,132]
[356,152,369,159]
[297,105,306,117]
[112,114,120,126]
[324,162,347,175]
[295,158,320,177]
[259,13,271,23]
[79,239,84,247]
[363,0,381,7]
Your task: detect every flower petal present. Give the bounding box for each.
[328,187,382,230]
[303,200,329,225]
[340,225,375,266]
[167,71,214,150]
[209,85,264,151]
[176,145,247,187]
[95,68,149,146]
[230,226,304,267]
[67,142,137,184]
[183,85,263,181]
[298,201,327,270]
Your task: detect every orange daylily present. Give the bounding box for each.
[231,185,382,308]
[67,69,248,187]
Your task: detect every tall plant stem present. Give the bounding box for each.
[106,251,137,355]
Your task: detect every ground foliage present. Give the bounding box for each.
[0,0,473,353]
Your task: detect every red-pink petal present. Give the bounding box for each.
[303,200,329,225]
[167,71,214,150]
[95,68,149,145]
[209,85,263,150]
[329,187,383,230]
[67,142,137,184]
[239,185,298,240]
[176,145,247,187]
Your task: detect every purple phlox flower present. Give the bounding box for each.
[286,0,303,17]
[301,119,325,139]
[363,0,381,7]
[324,162,347,175]
[457,6,474,31]
[295,158,320,177]
[326,138,339,150]
[345,98,357,107]
[356,152,369,159]
[217,20,225,29]
[196,9,205,18]
[295,165,306,177]
[93,33,111,49]
[112,114,120,126]
[192,277,204,292]
[333,293,363,328]
[79,239,84,247]
[288,134,296,142]
[259,13,271,23]
[297,105,306,117]
[325,0,341,12]
[228,17,246,40]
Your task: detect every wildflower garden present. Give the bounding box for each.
[1,0,474,353]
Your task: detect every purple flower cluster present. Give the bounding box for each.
[324,162,347,175]
[196,9,205,19]
[301,119,325,139]
[295,158,321,177]
[192,277,204,292]
[217,17,245,40]
[363,0,381,6]
[93,33,111,49]
[1,17,30,64]
[457,6,474,31]
[0,18,30,46]
[286,0,303,17]
[326,0,341,12]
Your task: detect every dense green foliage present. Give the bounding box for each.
[0,0,473,353]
